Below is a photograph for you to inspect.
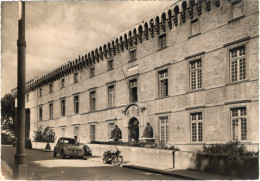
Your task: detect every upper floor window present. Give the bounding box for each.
[158,70,168,98]
[232,0,243,19]
[191,18,200,36]
[130,49,136,62]
[61,78,65,88]
[230,46,246,82]
[39,88,42,97]
[26,93,29,102]
[108,85,115,108]
[39,106,43,121]
[61,99,66,116]
[90,91,96,111]
[49,83,53,93]
[158,33,166,50]
[190,59,202,90]
[108,58,114,70]
[49,103,53,119]
[74,95,79,114]
[90,65,95,77]
[159,117,169,144]
[191,112,203,142]
[74,72,78,83]
[129,79,138,103]
[231,107,247,141]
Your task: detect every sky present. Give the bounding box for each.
[1,0,175,97]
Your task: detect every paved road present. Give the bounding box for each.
[1,145,182,180]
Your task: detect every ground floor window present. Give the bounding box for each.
[108,122,115,139]
[74,127,79,138]
[61,127,66,137]
[231,107,247,141]
[90,125,96,141]
[159,117,169,144]
[191,112,203,142]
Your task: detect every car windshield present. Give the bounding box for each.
[62,139,77,144]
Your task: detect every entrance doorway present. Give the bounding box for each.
[128,117,139,142]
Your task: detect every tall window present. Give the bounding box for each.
[108,58,114,70]
[26,93,29,101]
[74,72,78,83]
[190,59,202,90]
[159,70,168,98]
[49,103,53,119]
[49,83,53,93]
[90,91,96,111]
[191,18,200,36]
[61,99,66,116]
[90,65,95,77]
[39,88,42,97]
[130,79,138,102]
[61,78,65,88]
[191,112,203,142]
[108,122,115,139]
[74,96,79,114]
[74,127,79,138]
[130,49,136,61]
[61,127,66,137]
[90,125,96,141]
[158,33,166,50]
[230,46,246,82]
[108,85,115,108]
[231,107,247,141]
[39,106,43,121]
[160,117,169,143]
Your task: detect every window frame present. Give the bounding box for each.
[159,116,169,144]
[39,106,43,121]
[39,87,42,97]
[49,103,53,119]
[190,18,200,37]
[61,99,66,116]
[90,124,96,142]
[90,91,96,111]
[158,33,167,50]
[189,59,202,91]
[49,83,53,93]
[74,95,79,114]
[61,127,66,137]
[108,122,115,139]
[190,112,203,142]
[129,47,137,62]
[129,78,138,103]
[61,78,65,89]
[26,93,29,102]
[90,65,95,77]
[107,58,114,70]
[74,72,78,83]
[107,85,115,108]
[74,126,79,138]
[230,107,247,141]
[158,69,169,98]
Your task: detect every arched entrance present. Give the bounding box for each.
[128,117,139,142]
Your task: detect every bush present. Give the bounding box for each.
[34,126,56,143]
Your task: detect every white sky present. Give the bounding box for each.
[1,0,176,97]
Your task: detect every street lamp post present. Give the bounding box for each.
[14,0,27,179]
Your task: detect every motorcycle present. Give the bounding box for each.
[102,147,123,166]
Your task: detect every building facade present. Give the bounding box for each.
[13,0,259,151]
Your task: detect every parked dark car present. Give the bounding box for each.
[53,137,84,159]
[12,138,32,149]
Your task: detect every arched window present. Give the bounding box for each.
[103,44,107,58]
[150,19,154,37]
[161,13,166,32]
[124,33,128,49]
[120,36,124,51]
[168,10,172,29]
[144,22,149,40]
[155,16,160,34]
[138,25,143,43]
[133,28,137,45]
[99,46,103,60]
[128,31,133,47]
[174,6,179,26]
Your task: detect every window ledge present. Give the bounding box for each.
[156,96,170,100]
[89,75,95,78]
[107,68,114,71]
[186,88,205,94]
[128,59,137,63]
[188,32,201,39]
[226,79,250,86]
[228,15,245,23]
[74,81,78,84]
[157,46,167,52]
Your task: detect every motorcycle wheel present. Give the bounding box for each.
[112,156,123,166]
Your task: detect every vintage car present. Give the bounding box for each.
[13,138,32,149]
[53,137,84,159]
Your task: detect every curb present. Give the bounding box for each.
[31,148,53,152]
[122,165,199,180]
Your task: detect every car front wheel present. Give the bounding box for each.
[61,151,65,159]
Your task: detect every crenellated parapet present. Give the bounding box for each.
[25,0,221,93]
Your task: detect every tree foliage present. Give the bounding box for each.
[1,93,15,136]
[34,126,56,143]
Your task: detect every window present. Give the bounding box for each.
[190,59,202,90]
[39,88,42,97]
[160,117,169,143]
[61,99,66,116]
[130,49,136,62]
[191,112,203,142]
[108,122,115,139]
[74,127,79,138]
[108,85,115,108]
[159,70,168,98]
[39,106,43,121]
[158,33,166,50]
[61,78,65,88]
[49,83,53,93]
[61,127,66,137]
[26,93,29,101]
[230,46,246,82]
[74,96,79,114]
[108,58,114,70]
[129,79,138,102]
[74,72,78,83]
[49,103,53,119]
[232,0,243,19]
[231,107,247,141]
[191,18,200,36]
[90,65,95,77]
[90,91,96,111]
[90,125,96,141]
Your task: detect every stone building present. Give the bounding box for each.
[13,0,259,151]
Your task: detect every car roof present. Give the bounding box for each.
[59,137,76,140]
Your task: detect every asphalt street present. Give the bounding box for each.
[1,145,182,180]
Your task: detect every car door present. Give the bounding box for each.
[57,138,64,153]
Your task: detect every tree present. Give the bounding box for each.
[1,93,15,137]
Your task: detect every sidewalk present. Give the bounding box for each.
[121,161,240,180]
